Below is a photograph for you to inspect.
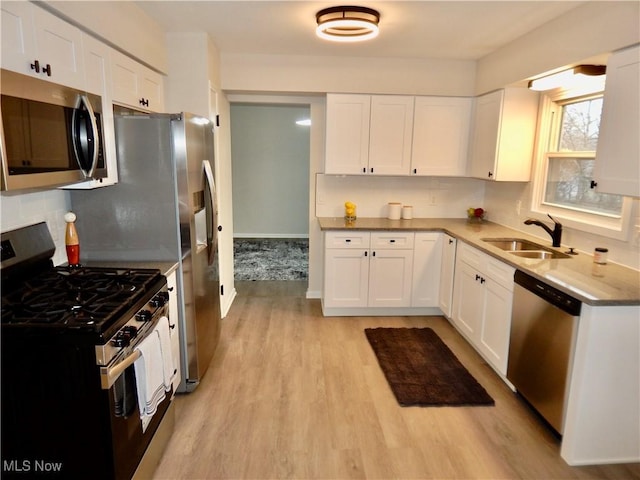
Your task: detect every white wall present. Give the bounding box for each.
[222,54,476,96]
[476,1,640,94]
[0,190,70,266]
[230,103,310,238]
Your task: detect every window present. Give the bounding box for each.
[533,89,632,239]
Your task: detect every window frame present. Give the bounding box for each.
[531,88,633,241]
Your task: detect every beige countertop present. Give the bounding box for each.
[318,217,640,306]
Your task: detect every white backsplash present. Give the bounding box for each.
[316,174,486,219]
[1,190,71,266]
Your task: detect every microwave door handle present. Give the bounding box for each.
[203,159,217,267]
[71,94,99,178]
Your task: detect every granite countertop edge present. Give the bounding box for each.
[317,217,640,307]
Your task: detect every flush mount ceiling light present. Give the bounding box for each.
[316,6,380,42]
[528,65,606,91]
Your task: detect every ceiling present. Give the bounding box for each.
[135,1,585,61]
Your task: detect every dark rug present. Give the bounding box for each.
[364,327,494,407]
[234,238,308,281]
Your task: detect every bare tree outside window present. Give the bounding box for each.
[544,96,624,217]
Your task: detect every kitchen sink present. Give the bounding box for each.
[482,238,571,259]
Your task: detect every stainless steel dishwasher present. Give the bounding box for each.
[507,270,582,434]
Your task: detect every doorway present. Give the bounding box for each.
[230,103,310,281]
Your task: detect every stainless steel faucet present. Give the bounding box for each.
[524,214,563,247]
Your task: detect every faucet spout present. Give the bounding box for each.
[524,214,563,247]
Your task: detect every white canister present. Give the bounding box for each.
[388,202,402,220]
[402,205,413,220]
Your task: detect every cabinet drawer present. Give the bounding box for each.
[485,256,515,291]
[457,241,485,269]
[371,232,415,249]
[325,231,370,249]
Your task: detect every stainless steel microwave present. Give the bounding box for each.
[0,69,107,192]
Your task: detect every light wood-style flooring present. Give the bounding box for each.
[153,281,640,479]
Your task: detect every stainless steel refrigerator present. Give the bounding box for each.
[70,112,221,393]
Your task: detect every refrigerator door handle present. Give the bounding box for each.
[203,160,218,267]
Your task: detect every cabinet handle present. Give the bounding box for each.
[370,167,374,173]
[480,277,486,284]
[364,251,368,257]
[389,239,396,243]
[139,98,149,107]
[30,60,40,73]
[168,286,174,292]
[345,239,351,243]
[413,168,417,174]
[169,323,176,330]
[487,171,493,178]
[475,274,481,282]
[590,180,598,189]
[448,239,454,244]
[362,167,366,173]
[42,64,52,77]
[372,251,376,257]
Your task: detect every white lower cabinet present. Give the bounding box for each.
[166,270,181,394]
[323,231,415,310]
[411,232,443,307]
[452,242,515,375]
[438,234,457,317]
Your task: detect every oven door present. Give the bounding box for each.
[100,316,173,480]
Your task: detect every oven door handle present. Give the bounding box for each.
[100,349,141,390]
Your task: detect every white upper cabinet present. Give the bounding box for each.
[468,88,539,181]
[368,95,414,175]
[594,45,640,198]
[111,50,165,113]
[325,94,371,174]
[325,94,413,175]
[1,2,85,90]
[411,97,472,176]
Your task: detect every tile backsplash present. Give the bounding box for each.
[1,190,71,266]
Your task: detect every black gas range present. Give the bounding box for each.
[1,222,173,480]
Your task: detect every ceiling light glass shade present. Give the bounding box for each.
[316,6,380,42]
[528,65,606,91]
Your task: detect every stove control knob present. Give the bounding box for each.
[112,331,131,348]
[150,292,168,308]
[122,325,138,338]
[135,310,152,322]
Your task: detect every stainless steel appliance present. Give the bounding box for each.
[507,270,582,434]
[1,222,173,479]
[0,69,107,191]
[70,112,221,392]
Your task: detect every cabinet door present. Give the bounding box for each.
[438,234,457,317]
[323,249,369,308]
[325,94,370,174]
[411,97,471,176]
[166,271,182,393]
[452,261,484,341]
[369,95,414,175]
[111,50,164,112]
[479,278,513,375]
[594,45,640,197]
[82,34,111,96]
[32,5,85,89]
[368,248,414,307]
[1,2,36,74]
[411,232,443,307]
[141,68,165,113]
[469,90,502,180]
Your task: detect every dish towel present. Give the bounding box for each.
[156,316,176,392]
[134,327,166,433]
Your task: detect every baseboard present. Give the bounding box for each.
[234,233,309,239]
[306,289,321,299]
[220,288,237,318]
[321,304,443,317]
